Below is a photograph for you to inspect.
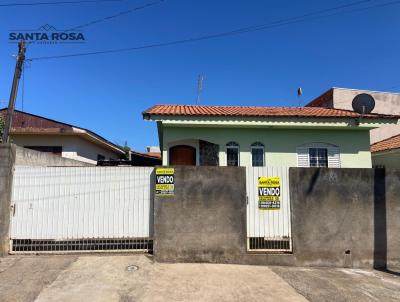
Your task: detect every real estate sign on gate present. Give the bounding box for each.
[258,176,281,210]
[155,168,175,196]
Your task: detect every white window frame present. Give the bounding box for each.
[251,142,265,167]
[308,147,328,167]
[226,141,240,166]
[297,142,341,168]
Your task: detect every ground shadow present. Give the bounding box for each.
[373,168,387,270]
[375,267,400,277]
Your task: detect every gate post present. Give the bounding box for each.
[0,143,16,256]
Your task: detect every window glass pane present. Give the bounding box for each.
[252,148,264,167]
[227,147,238,166]
[318,148,328,167]
[309,148,328,167]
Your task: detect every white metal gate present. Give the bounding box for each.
[246,167,292,253]
[10,166,154,253]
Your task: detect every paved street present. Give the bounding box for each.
[0,254,400,302]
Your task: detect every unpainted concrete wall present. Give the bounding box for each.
[0,144,15,255]
[15,145,93,167]
[153,166,247,263]
[289,168,400,268]
[332,89,400,144]
[154,166,400,268]
[372,151,400,169]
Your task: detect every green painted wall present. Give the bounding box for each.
[162,126,372,168]
[372,151,400,169]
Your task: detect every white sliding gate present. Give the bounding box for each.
[246,167,292,253]
[10,166,154,253]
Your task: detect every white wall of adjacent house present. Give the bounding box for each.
[9,134,121,164]
[332,88,400,144]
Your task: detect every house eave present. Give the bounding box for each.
[10,128,125,155]
[146,115,397,130]
[371,148,400,156]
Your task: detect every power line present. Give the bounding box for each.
[0,0,133,7]
[67,0,164,31]
[29,0,400,61]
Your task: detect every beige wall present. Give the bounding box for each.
[162,126,372,168]
[372,150,400,169]
[10,134,121,164]
[331,88,400,144]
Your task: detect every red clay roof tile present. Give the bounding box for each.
[371,134,400,153]
[143,104,398,119]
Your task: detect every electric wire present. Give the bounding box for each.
[67,0,164,31]
[28,0,400,61]
[0,0,134,7]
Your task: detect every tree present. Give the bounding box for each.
[117,141,131,160]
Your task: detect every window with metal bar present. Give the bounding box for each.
[309,148,328,167]
[226,141,239,166]
[251,142,264,167]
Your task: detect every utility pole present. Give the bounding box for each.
[2,40,26,143]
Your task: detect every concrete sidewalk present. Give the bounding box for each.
[1,254,400,301]
[272,266,400,302]
[0,254,306,302]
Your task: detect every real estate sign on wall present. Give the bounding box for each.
[258,176,280,210]
[155,168,175,196]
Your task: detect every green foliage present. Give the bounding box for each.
[118,141,131,160]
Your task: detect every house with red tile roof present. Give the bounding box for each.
[371,134,400,168]
[306,87,400,168]
[0,108,125,164]
[143,104,398,168]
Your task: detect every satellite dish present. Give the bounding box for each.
[352,93,375,114]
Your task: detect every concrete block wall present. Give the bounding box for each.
[154,166,400,268]
[289,168,400,268]
[153,166,247,263]
[15,145,93,167]
[0,144,16,255]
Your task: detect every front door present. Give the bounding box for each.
[169,145,196,165]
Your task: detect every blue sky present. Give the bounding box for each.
[1,0,399,151]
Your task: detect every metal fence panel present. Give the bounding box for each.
[246,167,292,252]
[10,166,153,252]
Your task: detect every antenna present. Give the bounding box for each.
[352,93,375,126]
[196,74,204,104]
[297,87,302,106]
[352,93,375,115]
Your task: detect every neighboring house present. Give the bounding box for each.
[143,104,398,168]
[371,134,400,168]
[97,151,162,166]
[306,87,400,144]
[145,146,161,158]
[0,108,125,164]
[131,150,162,166]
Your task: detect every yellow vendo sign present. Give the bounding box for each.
[156,168,175,196]
[156,168,175,175]
[258,176,281,210]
